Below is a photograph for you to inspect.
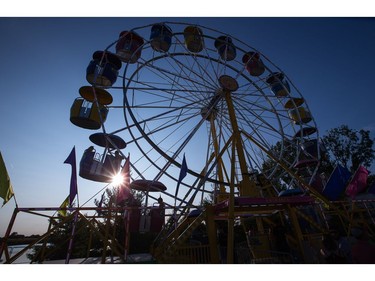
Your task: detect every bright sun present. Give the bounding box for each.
[111,173,124,186]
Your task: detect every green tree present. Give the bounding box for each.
[261,138,304,191]
[323,125,375,172]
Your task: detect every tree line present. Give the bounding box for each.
[322,125,374,186]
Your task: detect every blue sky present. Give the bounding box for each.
[1,16,375,236]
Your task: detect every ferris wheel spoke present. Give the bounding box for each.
[235,103,282,137]
[188,53,221,88]
[139,111,202,144]
[119,84,217,95]
[172,35,220,89]
[134,71,207,105]
[232,101,283,148]
[140,54,218,97]
[165,54,218,93]
[132,101,202,129]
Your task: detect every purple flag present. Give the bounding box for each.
[64,146,78,206]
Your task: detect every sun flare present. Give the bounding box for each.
[111,173,124,187]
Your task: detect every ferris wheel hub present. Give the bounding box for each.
[201,89,224,120]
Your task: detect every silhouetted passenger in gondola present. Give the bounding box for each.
[157,196,165,216]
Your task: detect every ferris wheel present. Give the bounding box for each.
[70,22,324,211]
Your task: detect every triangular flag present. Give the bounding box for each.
[0,152,14,207]
[58,196,69,217]
[322,164,351,201]
[175,154,188,205]
[178,154,188,184]
[345,166,369,198]
[64,146,78,206]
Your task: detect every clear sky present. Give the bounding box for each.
[1,7,375,238]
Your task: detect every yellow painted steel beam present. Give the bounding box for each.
[227,134,236,264]
[224,91,258,197]
[210,116,226,191]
